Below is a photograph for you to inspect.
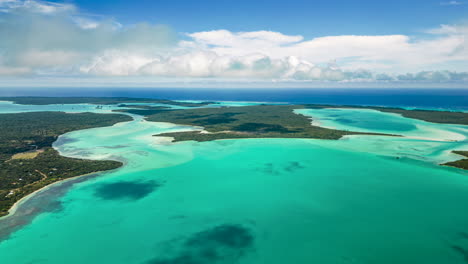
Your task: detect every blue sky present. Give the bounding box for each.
[0,0,467,87]
[65,0,467,37]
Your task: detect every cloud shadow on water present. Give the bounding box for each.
[147,224,255,264]
[94,180,161,201]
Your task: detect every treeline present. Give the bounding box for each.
[0,97,214,107]
[444,151,468,170]
[303,104,468,125]
[146,104,389,142]
[0,111,131,217]
[0,112,132,162]
[0,148,122,216]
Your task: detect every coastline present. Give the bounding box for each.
[3,170,105,220]
[1,100,468,224]
[0,166,125,242]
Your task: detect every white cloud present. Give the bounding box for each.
[0,0,75,13]
[0,0,467,84]
[185,26,468,73]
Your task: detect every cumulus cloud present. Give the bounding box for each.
[0,0,175,74]
[0,0,467,84]
[184,26,468,73]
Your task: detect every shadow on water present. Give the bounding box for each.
[450,232,468,264]
[256,161,306,175]
[0,172,107,243]
[147,224,255,264]
[93,180,161,201]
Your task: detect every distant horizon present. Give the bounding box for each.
[1,87,466,110]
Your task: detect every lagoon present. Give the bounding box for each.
[0,101,467,264]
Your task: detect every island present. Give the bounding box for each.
[0,96,215,107]
[0,97,467,218]
[0,111,132,217]
[443,151,468,170]
[145,104,392,141]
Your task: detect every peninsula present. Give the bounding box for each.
[1,97,467,218]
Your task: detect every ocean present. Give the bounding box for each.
[0,91,467,264]
[1,88,467,110]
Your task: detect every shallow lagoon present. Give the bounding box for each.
[0,103,468,263]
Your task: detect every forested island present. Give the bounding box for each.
[444,151,468,170]
[145,105,391,141]
[303,104,468,125]
[0,97,467,217]
[0,96,214,107]
[0,111,131,217]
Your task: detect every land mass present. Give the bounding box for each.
[144,104,468,171]
[0,96,215,107]
[1,98,467,217]
[443,151,468,170]
[304,104,468,125]
[146,105,394,141]
[0,111,132,217]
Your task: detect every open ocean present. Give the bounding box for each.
[0,89,467,264]
[1,88,467,110]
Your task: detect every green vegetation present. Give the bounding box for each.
[0,111,132,217]
[0,112,132,162]
[304,104,468,125]
[0,148,121,217]
[0,96,214,107]
[113,104,172,116]
[0,99,466,216]
[443,151,468,170]
[371,108,468,125]
[146,105,391,142]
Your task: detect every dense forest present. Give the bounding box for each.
[304,104,468,125]
[0,111,131,216]
[113,104,172,116]
[444,151,468,170]
[146,105,390,141]
[0,112,132,162]
[0,148,121,217]
[146,104,468,170]
[0,97,214,107]
[0,98,467,217]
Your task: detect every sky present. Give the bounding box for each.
[0,0,467,87]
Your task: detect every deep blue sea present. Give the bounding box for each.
[0,88,467,110]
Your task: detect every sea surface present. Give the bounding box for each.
[0,93,467,264]
[1,88,467,110]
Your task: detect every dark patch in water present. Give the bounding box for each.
[94,180,161,201]
[0,171,106,242]
[451,245,468,263]
[450,232,468,263]
[147,224,254,264]
[335,118,356,124]
[103,145,128,149]
[257,161,305,175]
[459,232,468,240]
[284,161,305,172]
[256,163,278,175]
[185,224,253,249]
[43,200,64,214]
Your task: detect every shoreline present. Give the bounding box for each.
[4,171,97,221]
[2,100,468,220]
[2,170,103,220]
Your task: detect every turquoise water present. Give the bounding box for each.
[0,103,468,263]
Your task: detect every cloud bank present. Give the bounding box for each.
[0,0,467,84]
